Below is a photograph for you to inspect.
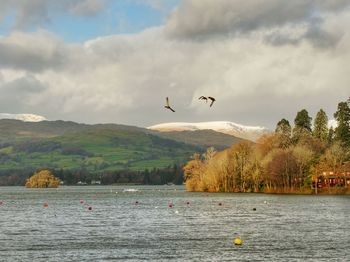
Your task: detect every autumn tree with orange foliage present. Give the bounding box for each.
[183,100,350,194]
[25,170,60,188]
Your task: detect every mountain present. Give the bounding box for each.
[0,113,47,122]
[0,124,200,173]
[148,121,270,141]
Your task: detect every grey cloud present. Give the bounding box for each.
[0,31,67,72]
[303,24,343,48]
[14,0,49,29]
[165,0,350,44]
[0,0,105,29]
[0,74,47,113]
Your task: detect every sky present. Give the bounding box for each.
[0,0,349,129]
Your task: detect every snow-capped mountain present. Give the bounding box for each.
[0,113,47,122]
[148,121,270,141]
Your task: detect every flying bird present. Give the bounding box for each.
[164,97,175,112]
[198,96,208,103]
[208,96,216,107]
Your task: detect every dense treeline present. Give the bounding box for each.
[184,99,350,193]
[0,164,184,186]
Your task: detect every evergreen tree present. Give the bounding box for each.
[334,101,350,148]
[294,109,312,131]
[275,118,291,135]
[293,109,312,143]
[327,127,335,145]
[275,118,292,148]
[313,109,328,142]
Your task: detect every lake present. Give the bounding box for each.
[0,186,349,261]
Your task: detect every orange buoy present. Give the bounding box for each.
[43,202,49,208]
[168,203,173,208]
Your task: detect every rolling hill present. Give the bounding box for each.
[0,120,242,177]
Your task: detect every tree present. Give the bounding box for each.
[334,101,350,148]
[183,153,204,191]
[276,118,291,134]
[264,149,298,191]
[25,170,60,188]
[328,127,335,145]
[292,145,314,189]
[293,109,312,143]
[275,118,292,148]
[313,109,328,142]
[294,109,312,131]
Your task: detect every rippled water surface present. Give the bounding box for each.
[0,186,349,261]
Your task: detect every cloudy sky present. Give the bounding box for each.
[0,0,349,129]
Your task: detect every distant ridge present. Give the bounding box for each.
[148,121,270,141]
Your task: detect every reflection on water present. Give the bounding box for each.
[0,186,349,261]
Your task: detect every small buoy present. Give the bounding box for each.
[264,200,267,204]
[168,203,173,208]
[88,206,92,211]
[253,208,256,211]
[0,201,3,205]
[186,201,190,205]
[233,237,243,245]
[135,201,139,205]
[43,202,48,208]
[80,200,84,204]
[175,210,179,214]
[218,202,223,206]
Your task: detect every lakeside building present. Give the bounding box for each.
[315,171,350,189]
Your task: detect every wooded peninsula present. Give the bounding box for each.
[183,99,350,194]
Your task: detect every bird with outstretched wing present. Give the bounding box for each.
[164,97,175,112]
[208,96,216,107]
[198,96,208,103]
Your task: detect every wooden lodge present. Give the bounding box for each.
[314,171,350,190]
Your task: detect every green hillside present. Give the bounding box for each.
[0,127,200,172]
[0,119,243,185]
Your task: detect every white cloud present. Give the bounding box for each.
[0,1,349,128]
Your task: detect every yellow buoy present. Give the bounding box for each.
[233,237,243,245]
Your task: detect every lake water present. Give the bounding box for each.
[0,186,349,261]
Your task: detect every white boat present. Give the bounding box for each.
[122,188,139,192]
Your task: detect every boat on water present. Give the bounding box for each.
[122,188,139,192]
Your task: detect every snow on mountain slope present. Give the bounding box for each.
[0,113,47,122]
[148,121,270,141]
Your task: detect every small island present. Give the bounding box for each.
[25,170,61,188]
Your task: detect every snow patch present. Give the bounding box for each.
[148,121,270,141]
[0,113,47,122]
